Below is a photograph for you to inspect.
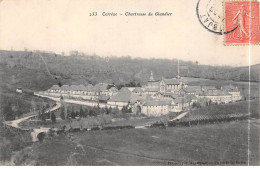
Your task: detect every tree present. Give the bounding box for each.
[40,113,46,123]
[60,107,66,120]
[30,98,36,112]
[208,100,212,105]
[108,106,112,114]
[66,111,71,119]
[86,109,90,117]
[60,100,68,120]
[121,106,128,114]
[0,138,12,162]
[46,112,51,119]
[112,106,120,114]
[51,113,56,123]
[89,108,97,117]
[75,111,79,117]
[46,103,50,109]
[71,111,76,119]
[79,106,84,118]
[3,101,16,121]
[91,106,98,116]
[192,102,201,109]
[121,105,132,114]
[39,106,45,117]
[71,106,74,114]
[69,50,79,56]
[64,104,68,119]
[101,108,106,115]
[96,104,101,114]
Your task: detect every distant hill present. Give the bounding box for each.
[0,50,259,92]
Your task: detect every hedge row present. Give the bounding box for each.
[150,115,250,128]
[53,125,135,134]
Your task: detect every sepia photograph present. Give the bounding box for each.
[0,0,259,166]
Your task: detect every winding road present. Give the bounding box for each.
[3,102,61,129]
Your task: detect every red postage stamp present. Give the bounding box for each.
[225,0,260,45]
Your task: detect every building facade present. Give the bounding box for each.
[42,72,243,117]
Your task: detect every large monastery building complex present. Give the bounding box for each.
[40,71,242,117]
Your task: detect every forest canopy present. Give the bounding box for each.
[0,50,258,91]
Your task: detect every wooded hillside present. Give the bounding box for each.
[0,50,259,91]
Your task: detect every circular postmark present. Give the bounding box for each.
[196,0,238,35]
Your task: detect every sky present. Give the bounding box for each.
[0,0,259,66]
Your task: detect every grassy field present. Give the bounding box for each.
[188,99,259,119]
[18,119,259,166]
[105,112,178,127]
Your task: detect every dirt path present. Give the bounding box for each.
[169,112,188,121]
[134,111,188,129]
[3,102,61,129]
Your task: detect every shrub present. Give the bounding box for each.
[70,115,112,129]
[13,146,34,165]
[71,111,76,119]
[60,107,66,120]
[121,106,132,114]
[0,138,12,162]
[39,113,46,123]
[51,113,56,123]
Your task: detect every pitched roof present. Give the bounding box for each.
[144,87,159,92]
[202,90,231,96]
[60,85,70,90]
[129,93,153,104]
[50,85,60,90]
[184,86,202,93]
[94,83,109,92]
[182,79,189,85]
[202,86,217,91]
[162,92,178,99]
[186,94,198,100]
[174,97,191,104]
[65,84,86,91]
[178,88,186,93]
[109,91,153,104]
[78,84,86,91]
[69,85,79,91]
[148,81,160,85]
[85,84,94,91]
[109,87,118,93]
[219,90,232,95]
[162,78,181,85]
[132,87,143,93]
[119,87,131,93]
[222,85,239,92]
[108,91,132,103]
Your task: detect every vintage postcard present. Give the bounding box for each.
[0,0,259,166]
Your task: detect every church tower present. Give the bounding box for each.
[148,71,157,88]
[149,71,155,82]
